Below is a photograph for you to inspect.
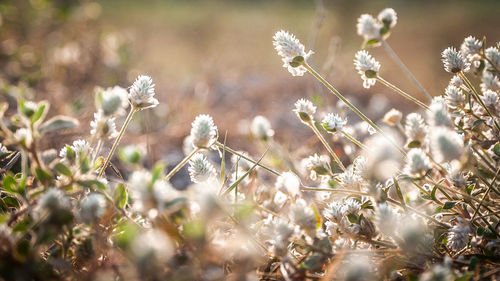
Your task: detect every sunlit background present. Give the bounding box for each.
[2,0,500,163]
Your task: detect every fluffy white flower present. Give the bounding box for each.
[132,230,174,263]
[382,108,402,126]
[190,114,218,148]
[354,50,381,89]
[250,115,274,141]
[90,110,118,139]
[322,113,346,133]
[128,75,159,110]
[447,218,472,252]
[0,143,8,155]
[188,153,216,183]
[441,47,470,73]
[356,14,382,41]
[275,171,300,197]
[428,97,451,127]
[405,113,427,145]
[449,75,463,88]
[272,30,312,76]
[13,128,32,146]
[98,86,129,116]
[303,154,330,180]
[460,36,482,59]
[485,46,500,71]
[404,148,431,177]
[293,98,317,123]
[480,72,500,93]
[337,166,363,190]
[39,188,71,210]
[324,201,345,223]
[444,85,465,108]
[430,127,464,163]
[378,8,397,29]
[80,193,106,223]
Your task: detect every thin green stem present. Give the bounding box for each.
[376,76,430,111]
[98,107,137,178]
[459,71,500,132]
[308,121,346,171]
[165,147,200,181]
[340,130,367,150]
[214,141,281,176]
[380,39,433,102]
[302,62,406,156]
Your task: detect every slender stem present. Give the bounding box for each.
[302,62,406,156]
[376,76,430,111]
[308,121,346,171]
[380,39,433,102]
[341,130,367,150]
[165,147,200,181]
[459,71,500,132]
[98,107,137,178]
[91,139,103,165]
[214,141,280,176]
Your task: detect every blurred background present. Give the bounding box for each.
[1,0,500,167]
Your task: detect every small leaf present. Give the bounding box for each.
[77,180,107,190]
[347,213,358,224]
[2,173,17,194]
[310,203,322,230]
[151,162,165,184]
[39,115,79,133]
[407,140,421,148]
[493,143,500,157]
[113,184,128,209]
[364,38,380,47]
[54,163,72,177]
[443,201,456,209]
[31,102,47,124]
[364,69,377,78]
[34,167,52,185]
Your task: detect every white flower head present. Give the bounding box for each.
[303,154,330,180]
[250,115,274,141]
[0,143,8,155]
[13,128,32,147]
[275,171,300,197]
[444,85,465,109]
[273,30,313,76]
[460,36,482,59]
[128,75,159,110]
[430,127,464,163]
[441,47,470,73]
[428,97,452,127]
[293,98,316,123]
[480,72,500,93]
[80,193,107,223]
[356,14,382,41]
[354,50,381,89]
[405,113,427,145]
[190,114,218,148]
[132,230,174,263]
[324,201,345,223]
[90,110,118,139]
[485,46,500,71]
[378,8,398,29]
[39,188,71,211]
[382,108,403,126]
[482,89,499,113]
[449,75,463,88]
[447,218,473,252]
[188,153,216,183]
[404,148,431,177]
[322,113,346,133]
[98,86,129,116]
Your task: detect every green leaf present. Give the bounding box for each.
[347,213,358,224]
[455,272,473,281]
[364,69,377,78]
[364,38,380,47]
[310,203,322,230]
[113,184,128,209]
[443,201,456,209]
[34,167,52,185]
[407,140,421,148]
[77,180,107,190]
[2,173,18,194]
[493,143,500,157]
[54,163,72,177]
[465,184,474,195]
[151,162,165,184]
[39,115,79,133]
[31,102,47,124]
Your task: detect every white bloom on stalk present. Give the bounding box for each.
[39,188,71,211]
[485,47,500,71]
[382,108,402,126]
[80,193,106,223]
[190,114,218,149]
[447,218,473,252]
[322,113,346,133]
[90,110,118,139]
[128,75,159,110]
[303,154,330,180]
[444,85,465,108]
[98,86,129,116]
[275,171,300,197]
[356,14,382,41]
[188,153,216,183]
[132,230,174,263]
[293,99,316,123]
[428,97,452,127]
[272,30,312,76]
[250,115,274,141]
[441,47,470,73]
[378,8,398,29]
[13,128,32,147]
[324,201,345,223]
[430,127,464,163]
[404,148,431,177]
[354,50,381,89]
[460,36,482,59]
[480,72,500,93]
[483,89,499,112]
[405,113,427,145]
[449,75,463,88]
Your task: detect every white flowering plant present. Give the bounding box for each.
[0,6,500,281]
